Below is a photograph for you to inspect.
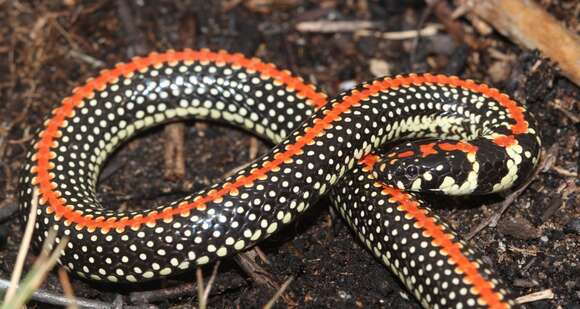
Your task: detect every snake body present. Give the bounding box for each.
[18,50,541,308]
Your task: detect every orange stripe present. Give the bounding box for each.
[381,185,508,309]
[34,67,530,231]
[438,142,478,154]
[419,143,437,157]
[493,135,517,147]
[360,154,379,171]
[396,150,415,158]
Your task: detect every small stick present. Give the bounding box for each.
[426,0,479,48]
[253,246,270,264]
[249,137,260,160]
[0,278,111,309]
[515,289,554,304]
[355,24,442,40]
[130,267,247,304]
[203,262,220,305]
[551,165,577,178]
[262,277,294,309]
[163,123,186,180]
[548,100,580,124]
[68,50,105,68]
[162,9,198,180]
[296,20,380,33]
[57,268,78,309]
[234,251,296,306]
[129,282,196,304]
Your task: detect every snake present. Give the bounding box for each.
[18,49,542,308]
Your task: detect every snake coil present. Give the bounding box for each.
[19,50,541,308]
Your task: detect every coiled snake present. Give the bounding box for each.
[18,50,541,308]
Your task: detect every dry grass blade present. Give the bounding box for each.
[3,188,39,303]
[196,268,206,309]
[196,262,220,309]
[203,262,220,303]
[0,229,69,309]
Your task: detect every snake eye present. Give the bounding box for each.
[405,165,419,179]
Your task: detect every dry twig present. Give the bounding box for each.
[57,268,79,309]
[355,24,442,40]
[515,289,554,304]
[234,251,296,306]
[196,262,220,309]
[263,276,294,309]
[0,278,111,309]
[296,20,380,33]
[426,0,480,48]
[163,124,187,180]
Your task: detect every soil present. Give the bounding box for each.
[0,1,578,308]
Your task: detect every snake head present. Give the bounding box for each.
[374,141,464,195]
[376,154,443,193]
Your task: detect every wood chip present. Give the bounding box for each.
[498,216,541,240]
[463,0,580,86]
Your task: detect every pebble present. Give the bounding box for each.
[368,59,391,77]
[338,290,353,301]
[564,217,580,235]
[339,80,357,91]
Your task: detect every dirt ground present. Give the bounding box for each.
[0,0,578,308]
